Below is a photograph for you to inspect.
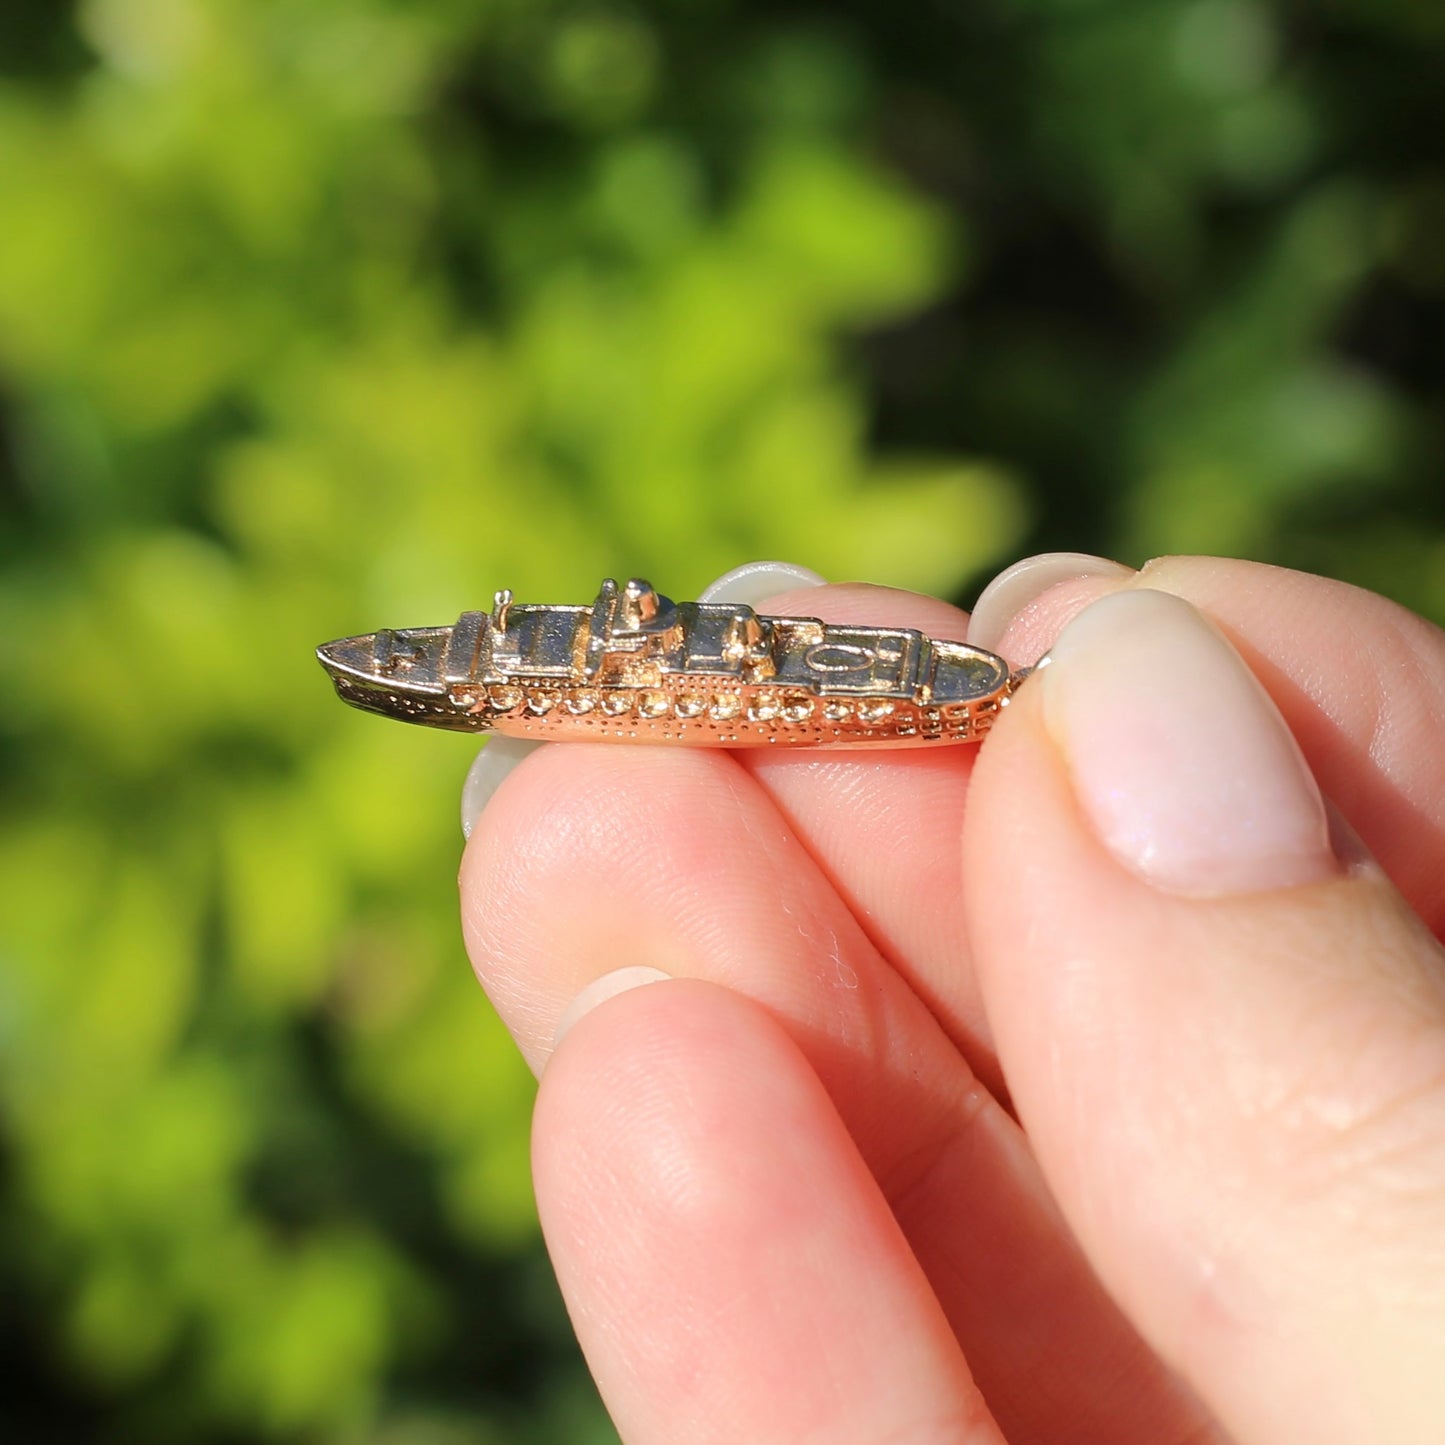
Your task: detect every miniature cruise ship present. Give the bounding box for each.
[316,578,1015,748]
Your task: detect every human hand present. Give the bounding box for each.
[458,555,1445,1444]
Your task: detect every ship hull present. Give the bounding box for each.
[318,580,1018,748]
[327,674,1003,747]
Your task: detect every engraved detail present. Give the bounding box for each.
[804,642,877,673]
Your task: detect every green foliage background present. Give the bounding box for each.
[0,0,1441,1439]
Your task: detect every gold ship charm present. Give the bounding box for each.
[317,579,1019,748]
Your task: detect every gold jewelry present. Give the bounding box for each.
[317,578,1022,748]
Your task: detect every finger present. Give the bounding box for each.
[463,742,1215,1444]
[461,735,540,839]
[733,582,1007,1093]
[972,554,1445,936]
[534,977,1003,1445]
[967,551,1135,656]
[965,587,1445,1444]
[464,740,995,1174]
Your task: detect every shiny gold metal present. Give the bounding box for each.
[317,579,1022,748]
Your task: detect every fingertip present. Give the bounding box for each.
[969,552,1135,663]
[460,735,544,838]
[553,965,674,1051]
[1040,589,1337,896]
[532,977,1000,1445]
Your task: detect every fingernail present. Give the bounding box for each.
[1044,589,1337,896]
[969,552,1134,657]
[554,966,673,1048]
[699,560,826,607]
[461,737,543,839]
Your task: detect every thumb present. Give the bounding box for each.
[964,588,1445,1445]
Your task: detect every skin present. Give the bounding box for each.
[458,555,1445,1444]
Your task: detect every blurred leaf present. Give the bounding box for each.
[1,0,1441,1440]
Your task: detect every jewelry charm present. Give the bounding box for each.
[317,578,1021,748]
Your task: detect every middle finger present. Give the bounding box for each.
[460,741,1213,1444]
